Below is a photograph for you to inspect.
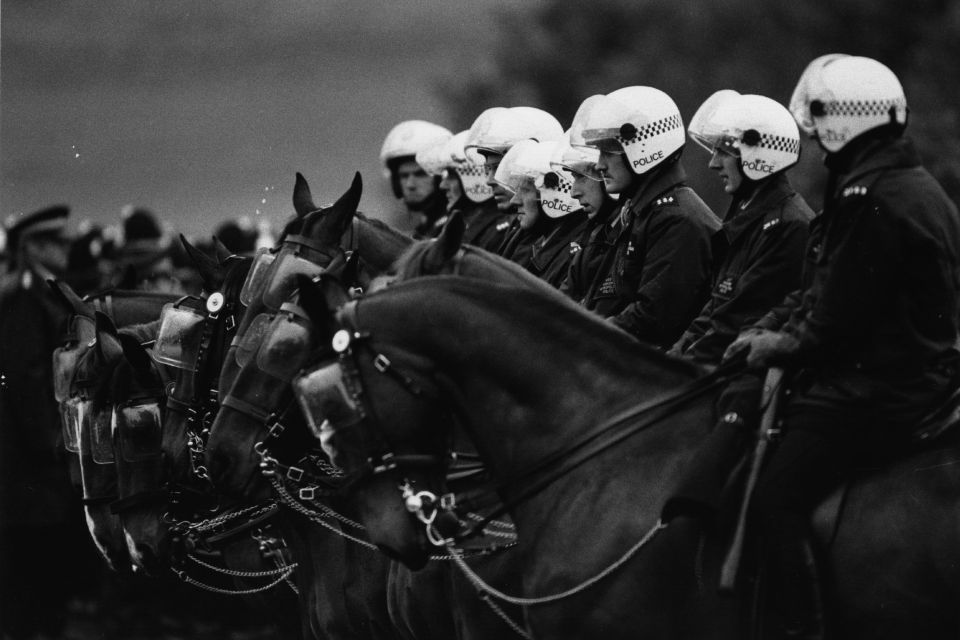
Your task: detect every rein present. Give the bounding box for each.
[459,361,739,540]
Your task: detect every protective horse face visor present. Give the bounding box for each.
[60,397,85,453]
[292,361,364,444]
[87,403,116,465]
[234,313,274,369]
[114,401,162,462]
[238,248,278,307]
[152,303,206,370]
[254,306,316,382]
[53,316,98,402]
[260,251,326,312]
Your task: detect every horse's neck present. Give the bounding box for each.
[353,216,411,272]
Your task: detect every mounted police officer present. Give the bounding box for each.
[493,139,588,287]
[726,55,960,637]
[573,88,722,349]
[560,106,623,305]
[414,130,496,241]
[379,120,453,239]
[464,106,564,254]
[671,92,814,367]
[0,205,82,639]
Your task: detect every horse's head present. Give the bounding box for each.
[205,293,323,502]
[218,172,361,397]
[104,324,168,574]
[291,274,449,568]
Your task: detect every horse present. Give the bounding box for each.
[289,271,960,640]
[49,280,179,570]
[206,211,560,640]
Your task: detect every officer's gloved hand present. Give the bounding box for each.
[723,328,764,363]
[726,329,799,370]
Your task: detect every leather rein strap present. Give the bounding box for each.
[457,362,740,541]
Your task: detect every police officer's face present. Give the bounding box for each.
[482,153,513,212]
[571,174,605,218]
[439,169,463,210]
[25,235,68,273]
[596,150,633,195]
[396,160,436,207]
[511,179,541,230]
[709,148,743,195]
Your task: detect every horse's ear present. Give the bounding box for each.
[94,310,119,339]
[296,274,349,335]
[117,331,153,374]
[293,172,317,219]
[181,234,222,292]
[212,236,233,263]
[301,172,362,245]
[47,279,92,317]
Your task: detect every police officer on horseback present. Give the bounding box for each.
[671,92,814,367]
[414,130,497,241]
[380,119,453,239]
[573,87,722,349]
[464,106,564,255]
[726,55,960,637]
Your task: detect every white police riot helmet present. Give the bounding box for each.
[551,130,602,181]
[578,86,685,176]
[494,140,579,218]
[789,54,908,153]
[465,107,563,157]
[414,140,450,178]
[689,91,801,180]
[379,120,453,177]
[447,130,493,203]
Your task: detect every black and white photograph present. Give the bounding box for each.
[2,1,959,638]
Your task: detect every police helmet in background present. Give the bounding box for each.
[689,91,801,181]
[789,54,908,153]
[116,205,178,291]
[3,205,70,271]
[65,222,108,294]
[214,217,258,256]
[379,120,453,198]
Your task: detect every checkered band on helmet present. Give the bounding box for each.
[821,97,907,118]
[759,133,801,155]
[618,114,684,146]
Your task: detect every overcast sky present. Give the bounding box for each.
[1,1,512,238]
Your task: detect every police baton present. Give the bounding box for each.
[719,366,785,593]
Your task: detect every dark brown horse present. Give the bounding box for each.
[291,272,960,640]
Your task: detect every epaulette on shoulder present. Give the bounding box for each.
[841,185,869,199]
[762,217,781,231]
[652,195,679,208]
[496,220,511,232]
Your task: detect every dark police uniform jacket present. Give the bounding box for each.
[0,267,74,526]
[528,209,589,289]
[580,161,722,349]
[672,173,814,367]
[459,197,515,253]
[770,138,960,412]
[560,197,620,303]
